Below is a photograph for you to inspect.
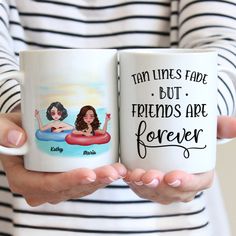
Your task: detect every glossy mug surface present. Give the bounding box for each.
[0,49,118,172]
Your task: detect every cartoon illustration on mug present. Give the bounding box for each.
[65,105,111,146]
[35,101,74,142]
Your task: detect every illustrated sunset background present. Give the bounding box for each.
[38,81,105,110]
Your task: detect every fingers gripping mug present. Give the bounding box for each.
[0,49,118,172]
[119,49,233,173]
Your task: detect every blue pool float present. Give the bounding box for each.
[35,129,72,142]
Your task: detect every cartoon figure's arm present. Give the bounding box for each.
[34,109,53,131]
[72,129,86,135]
[97,113,111,134]
[54,123,74,133]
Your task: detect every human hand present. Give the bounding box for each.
[0,112,127,206]
[124,169,214,204]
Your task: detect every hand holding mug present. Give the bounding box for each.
[0,112,126,206]
[124,168,214,204]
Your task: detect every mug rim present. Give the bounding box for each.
[19,48,117,55]
[119,48,217,55]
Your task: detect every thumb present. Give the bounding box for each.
[0,115,26,148]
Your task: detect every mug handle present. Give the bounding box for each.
[217,67,236,145]
[0,71,28,156]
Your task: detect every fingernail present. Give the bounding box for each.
[7,130,23,146]
[168,179,181,188]
[145,179,159,188]
[134,181,143,186]
[81,177,96,184]
[101,177,115,184]
[86,177,96,182]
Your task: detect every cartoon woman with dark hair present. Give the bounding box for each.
[35,102,73,133]
[72,105,111,136]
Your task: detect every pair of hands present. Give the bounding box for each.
[0,112,235,207]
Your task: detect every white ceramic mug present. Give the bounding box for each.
[119,49,231,173]
[0,49,119,172]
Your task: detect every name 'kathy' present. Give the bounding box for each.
[50,147,63,153]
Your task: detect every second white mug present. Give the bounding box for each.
[119,49,218,173]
